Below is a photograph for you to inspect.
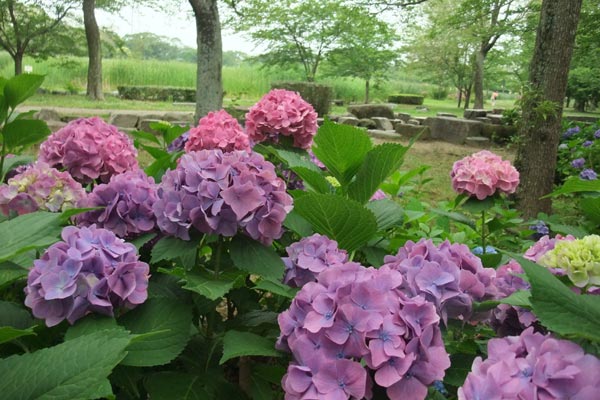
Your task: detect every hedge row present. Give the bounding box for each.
[117,86,196,102]
[388,94,424,105]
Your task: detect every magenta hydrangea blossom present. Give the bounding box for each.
[458,328,600,399]
[278,261,450,400]
[370,189,389,201]
[39,117,138,184]
[523,234,575,264]
[153,149,293,245]
[282,233,348,287]
[245,89,318,149]
[184,110,251,153]
[77,169,158,238]
[450,150,519,200]
[0,161,86,216]
[24,225,149,327]
[381,239,498,323]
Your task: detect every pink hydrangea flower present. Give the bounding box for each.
[0,161,86,216]
[184,110,251,153]
[39,117,138,184]
[450,150,519,200]
[245,89,318,149]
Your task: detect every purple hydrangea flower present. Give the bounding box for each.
[282,234,348,287]
[562,126,580,139]
[0,161,86,216]
[529,220,550,240]
[24,225,149,327]
[278,262,450,400]
[594,129,600,139]
[458,328,600,399]
[583,140,593,147]
[77,170,158,238]
[167,131,190,153]
[381,239,498,324]
[153,149,293,245]
[571,157,586,169]
[580,168,598,180]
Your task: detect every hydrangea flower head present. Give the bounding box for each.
[24,225,149,327]
[558,143,569,150]
[594,129,600,139]
[472,245,497,255]
[381,239,498,323]
[458,328,600,399]
[450,150,519,200]
[562,126,580,139]
[583,140,593,148]
[184,110,251,153]
[77,170,158,238]
[571,157,586,169]
[283,234,348,287]
[370,189,389,201]
[245,89,318,149]
[580,168,598,180]
[153,149,293,245]
[523,234,575,263]
[278,261,450,400]
[0,161,86,216]
[39,117,138,184]
[538,235,600,289]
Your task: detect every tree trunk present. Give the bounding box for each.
[14,50,23,75]
[514,0,583,218]
[83,0,104,100]
[457,89,463,108]
[464,84,472,109]
[365,79,370,104]
[189,0,223,120]
[473,47,485,109]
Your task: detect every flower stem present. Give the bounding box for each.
[481,209,487,254]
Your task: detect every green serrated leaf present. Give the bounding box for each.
[0,326,36,345]
[65,315,121,341]
[165,125,188,145]
[4,74,45,108]
[348,143,409,204]
[0,212,62,262]
[499,289,532,307]
[0,301,33,329]
[460,196,494,214]
[219,330,281,364]
[182,272,243,300]
[255,144,322,173]
[129,232,157,250]
[430,208,475,228]
[580,197,600,224]
[140,143,169,160]
[444,353,477,387]
[361,246,389,267]
[2,119,50,150]
[365,198,404,230]
[130,130,161,145]
[545,177,600,197]
[0,261,28,289]
[283,210,314,236]
[229,236,286,280]
[119,297,192,367]
[477,252,503,268]
[312,120,372,187]
[518,256,600,342]
[546,221,587,238]
[151,236,198,269]
[290,166,332,193]
[0,329,130,400]
[253,278,298,299]
[294,193,377,251]
[144,373,211,400]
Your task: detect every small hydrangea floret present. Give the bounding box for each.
[184,110,251,153]
[245,89,318,149]
[450,150,519,200]
[39,117,138,184]
[0,161,86,216]
[24,225,149,327]
[153,149,293,245]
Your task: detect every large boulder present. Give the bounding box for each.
[481,124,518,144]
[486,114,504,125]
[108,113,140,129]
[463,109,488,120]
[347,104,394,119]
[34,108,62,122]
[338,116,360,126]
[371,117,394,131]
[423,117,483,144]
[358,118,377,129]
[396,112,412,122]
[394,123,431,140]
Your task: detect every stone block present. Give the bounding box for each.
[371,117,394,131]
[437,112,457,118]
[423,117,483,144]
[463,109,488,119]
[407,119,421,125]
[367,129,401,140]
[34,108,61,122]
[394,124,431,140]
[138,119,164,134]
[46,120,67,132]
[358,118,377,129]
[347,104,394,119]
[487,114,504,125]
[396,112,412,122]
[108,113,140,129]
[481,124,517,144]
[465,136,490,148]
[475,117,491,124]
[338,116,360,126]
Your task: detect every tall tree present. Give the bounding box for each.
[0,0,76,75]
[189,0,223,119]
[514,0,583,218]
[83,0,103,99]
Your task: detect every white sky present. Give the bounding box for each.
[95,5,258,54]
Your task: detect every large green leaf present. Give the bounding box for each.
[0,326,36,345]
[311,120,372,187]
[0,329,130,400]
[219,330,281,364]
[580,197,600,224]
[0,261,28,289]
[348,143,409,204]
[119,297,192,367]
[0,301,36,345]
[229,235,286,281]
[365,198,404,231]
[290,166,332,193]
[3,74,45,108]
[518,256,600,342]
[253,278,298,299]
[294,193,377,251]
[0,212,62,262]
[545,177,600,197]
[283,210,313,236]
[0,155,33,182]
[254,144,322,173]
[182,272,245,300]
[144,373,211,400]
[151,235,198,269]
[2,119,50,150]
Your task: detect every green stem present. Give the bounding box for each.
[214,237,223,276]
[481,209,487,254]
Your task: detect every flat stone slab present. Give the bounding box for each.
[46,120,67,132]
[463,109,488,119]
[487,114,504,125]
[394,124,431,140]
[372,117,394,131]
[367,129,402,140]
[465,136,490,148]
[396,112,412,122]
[108,113,140,129]
[423,117,483,144]
[347,104,395,119]
[437,112,457,118]
[34,108,62,122]
[358,118,377,129]
[338,116,360,126]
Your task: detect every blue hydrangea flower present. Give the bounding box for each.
[594,130,600,139]
[571,158,586,169]
[583,140,593,148]
[472,245,498,255]
[580,169,598,180]
[562,126,580,139]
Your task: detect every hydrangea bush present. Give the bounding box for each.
[1,74,599,400]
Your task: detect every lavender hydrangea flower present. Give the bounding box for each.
[583,140,593,147]
[282,234,348,287]
[458,328,600,399]
[0,161,86,216]
[524,234,575,264]
[571,157,586,169]
[529,220,550,240]
[562,126,580,139]
[24,225,149,327]
[77,170,158,238]
[167,130,190,153]
[595,129,600,139]
[278,262,450,400]
[39,117,138,184]
[580,168,598,180]
[381,239,498,323]
[153,149,293,245]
